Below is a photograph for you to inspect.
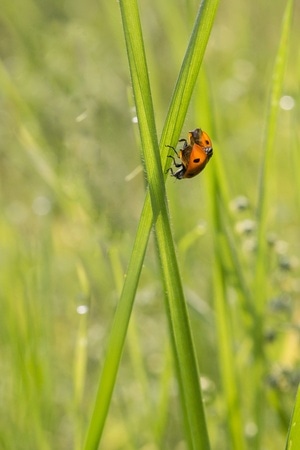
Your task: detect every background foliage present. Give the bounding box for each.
[0,0,299,449]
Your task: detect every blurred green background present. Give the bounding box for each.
[0,0,299,449]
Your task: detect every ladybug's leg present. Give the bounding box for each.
[178,138,188,149]
[165,144,180,158]
[166,165,185,179]
[167,155,182,168]
[165,167,175,176]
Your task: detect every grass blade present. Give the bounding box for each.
[286,385,300,450]
[255,0,294,311]
[253,0,294,446]
[83,0,219,449]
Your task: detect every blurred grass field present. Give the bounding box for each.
[0,0,299,449]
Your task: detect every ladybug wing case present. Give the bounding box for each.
[179,145,193,169]
[185,144,209,178]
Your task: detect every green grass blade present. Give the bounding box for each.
[253,0,294,446]
[83,1,219,448]
[119,1,212,448]
[255,0,294,310]
[286,385,300,450]
[208,169,248,450]
[160,0,220,158]
[203,70,248,444]
[83,201,152,450]
[73,264,90,450]
[213,254,247,450]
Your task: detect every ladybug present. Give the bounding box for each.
[166,128,213,179]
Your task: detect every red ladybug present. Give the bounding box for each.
[166,128,213,179]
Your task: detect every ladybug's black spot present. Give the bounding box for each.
[193,158,200,163]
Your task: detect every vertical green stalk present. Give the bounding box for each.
[285,385,300,450]
[255,0,294,312]
[83,0,219,448]
[253,0,294,447]
[116,0,210,447]
[208,166,247,450]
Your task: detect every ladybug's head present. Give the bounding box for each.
[189,128,213,156]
